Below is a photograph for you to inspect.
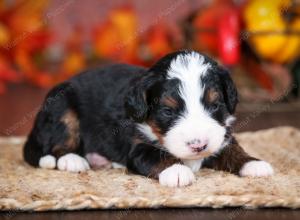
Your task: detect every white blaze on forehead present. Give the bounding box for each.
[167,52,211,115]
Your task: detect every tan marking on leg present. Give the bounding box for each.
[203,138,257,175]
[52,109,80,157]
[149,157,181,179]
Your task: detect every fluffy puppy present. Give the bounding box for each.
[24,50,273,187]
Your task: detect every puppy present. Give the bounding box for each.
[24,50,274,187]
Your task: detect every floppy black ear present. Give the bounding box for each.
[124,72,160,122]
[218,67,238,114]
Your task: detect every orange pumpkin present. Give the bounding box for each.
[93,6,139,64]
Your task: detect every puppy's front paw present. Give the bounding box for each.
[57,153,90,172]
[159,164,195,187]
[239,160,274,177]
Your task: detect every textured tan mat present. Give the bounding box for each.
[0,126,299,211]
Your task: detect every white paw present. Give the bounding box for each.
[159,164,195,187]
[57,153,90,172]
[239,160,274,177]
[39,155,56,169]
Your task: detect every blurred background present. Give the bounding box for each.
[0,0,300,136]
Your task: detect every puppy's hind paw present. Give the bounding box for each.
[39,155,56,169]
[57,153,90,172]
[239,160,274,177]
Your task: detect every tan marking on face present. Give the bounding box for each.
[161,96,178,109]
[148,120,164,145]
[206,88,219,103]
[52,109,80,157]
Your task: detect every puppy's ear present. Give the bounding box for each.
[125,72,160,122]
[218,67,238,114]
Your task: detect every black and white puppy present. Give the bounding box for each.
[24,50,274,187]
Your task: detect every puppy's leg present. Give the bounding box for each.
[39,109,90,172]
[127,143,195,187]
[24,82,90,172]
[203,138,274,177]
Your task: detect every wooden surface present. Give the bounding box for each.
[1,208,300,220]
[0,84,300,219]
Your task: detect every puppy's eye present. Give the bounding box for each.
[210,103,219,112]
[161,107,174,117]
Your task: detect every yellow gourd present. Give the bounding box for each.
[244,0,300,63]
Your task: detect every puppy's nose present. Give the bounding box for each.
[186,139,208,153]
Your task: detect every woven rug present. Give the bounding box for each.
[0,126,299,211]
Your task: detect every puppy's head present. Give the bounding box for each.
[125,51,237,160]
